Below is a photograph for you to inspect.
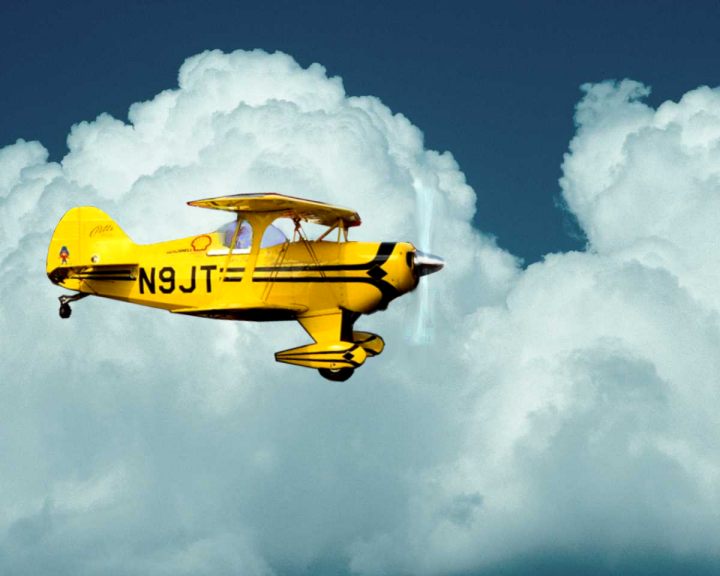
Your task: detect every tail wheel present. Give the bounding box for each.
[318,367,354,382]
[59,303,72,319]
[57,292,88,319]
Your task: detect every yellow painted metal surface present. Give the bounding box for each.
[187,192,361,228]
[46,194,430,379]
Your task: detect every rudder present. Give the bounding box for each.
[46,206,136,283]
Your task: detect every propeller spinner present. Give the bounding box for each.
[413,250,444,278]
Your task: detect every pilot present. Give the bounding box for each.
[218,220,286,249]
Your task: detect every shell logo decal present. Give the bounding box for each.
[191,235,212,251]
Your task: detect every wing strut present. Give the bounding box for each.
[292,218,327,279]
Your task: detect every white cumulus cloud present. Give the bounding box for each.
[1,51,719,575]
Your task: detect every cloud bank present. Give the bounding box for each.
[1,51,719,574]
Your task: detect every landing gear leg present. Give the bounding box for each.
[58,293,88,319]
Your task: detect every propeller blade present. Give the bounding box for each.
[408,183,441,345]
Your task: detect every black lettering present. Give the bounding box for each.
[159,266,176,293]
[139,267,155,294]
[200,265,217,292]
[179,266,197,293]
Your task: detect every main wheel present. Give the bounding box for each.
[59,303,72,319]
[318,367,354,382]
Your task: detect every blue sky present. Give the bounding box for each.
[2,2,720,575]
[4,0,719,261]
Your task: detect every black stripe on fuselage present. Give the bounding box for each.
[75,268,136,281]
[81,269,134,274]
[76,275,135,281]
[219,242,396,274]
[256,243,399,308]
[251,276,400,310]
[223,242,400,308]
[252,242,396,273]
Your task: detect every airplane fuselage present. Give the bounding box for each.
[52,229,418,321]
[47,199,443,380]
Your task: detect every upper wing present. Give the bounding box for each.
[187,193,361,228]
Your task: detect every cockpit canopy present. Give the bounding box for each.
[217,220,287,249]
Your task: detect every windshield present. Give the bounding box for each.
[217,220,287,249]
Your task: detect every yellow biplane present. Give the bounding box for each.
[47,193,443,380]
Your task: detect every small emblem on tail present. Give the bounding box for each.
[59,246,70,264]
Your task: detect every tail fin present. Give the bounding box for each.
[47,206,136,285]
